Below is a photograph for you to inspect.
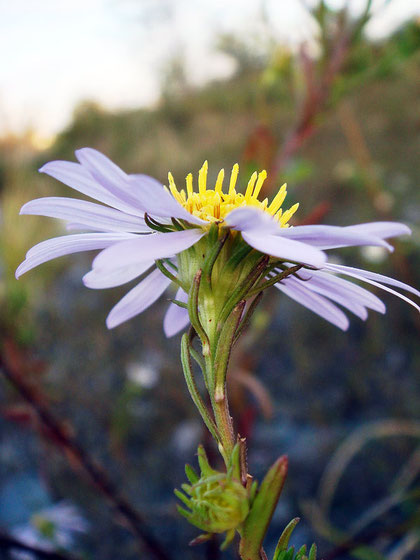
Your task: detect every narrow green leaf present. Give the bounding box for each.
[239,456,288,559]
[233,291,263,344]
[274,518,300,557]
[213,300,246,399]
[181,334,219,442]
[308,543,317,560]
[296,544,307,557]
[187,270,210,354]
[202,229,229,285]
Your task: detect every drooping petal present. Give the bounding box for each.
[275,277,350,330]
[242,230,326,268]
[127,175,206,225]
[163,287,190,337]
[324,264,420,313]
[277,225,393,251]
[325,263,420,298]
[295,268,386,313]
[16,233,135,278]
[39,160,143,216]
[345,222,411,239]
[286,276,368,320]
[106,269,171,329]
[20,197,149,233]
[224,207,281,234]
[92,229,205,271]
[83,260,154,289]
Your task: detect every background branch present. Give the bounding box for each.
[0,338,171,560]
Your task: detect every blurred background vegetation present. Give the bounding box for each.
[0,1,419,559]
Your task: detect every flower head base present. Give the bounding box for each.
[168,161,299,225]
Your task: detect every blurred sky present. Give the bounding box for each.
[1,0,419,141]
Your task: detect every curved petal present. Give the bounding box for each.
[163,288,190,337]
[325,263,420,298]
[16,233,135,278]
[324,264,420,313]
[106,269,171,329]
[295,268,386,313]
[20,197,148,233]
[345,222,411,239]
[93,229,204,271]
[83,260,154,289]
[277,225,393,251]
[286,276,368,320]
[275,277,350,330]
[242,230,326,268]
[39,160,143,216]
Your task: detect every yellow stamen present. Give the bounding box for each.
[168,172,183,204]
[186,173,193,198]
[229,164,239,195]
[167,163,299,227]
[279,203,299,225]
[268,183,287,215]
[244,171,258,202]
[215,169,224,194]
[253,170,267,199]
[198,161,208,195]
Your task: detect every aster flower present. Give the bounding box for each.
[16,148,419,334]
[11,502,88,559]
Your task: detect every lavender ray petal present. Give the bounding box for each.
[295,268,386,313]
[286,276,368,320]
[93,229,204,271]
[127,175,206,225]
[20,197,149,233]
[325,265,420,312]
[275,278,349,330]
[277,225,393,251]
[15,233,135,278]
[75,148,152,213]
[242,230,326,268]
[66,223,101,232]
[345,222,411,239]
[106,269,171,329]
[325,263,420,298]
[224,207,281,234]
[83,260,154,289]
[163,288,190,337]
[39,160,143,216]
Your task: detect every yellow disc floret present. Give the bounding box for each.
[167,161,299,227]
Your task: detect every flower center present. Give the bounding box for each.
[166,161,299,226]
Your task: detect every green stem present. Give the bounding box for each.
[180,334,220,444]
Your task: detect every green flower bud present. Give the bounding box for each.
[175,444,250,547]
[179,473,249,533]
